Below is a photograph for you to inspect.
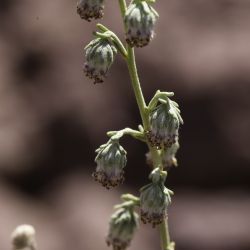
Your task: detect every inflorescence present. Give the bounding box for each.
[147,99,183,149]
[93,139,127,189]
[76,0,183,250]
[140,168,173,227]
[77,0,105,21]
[84,38,117,84]
[9,1,184,250]
[106,205,139,250]
[124,1,158,47]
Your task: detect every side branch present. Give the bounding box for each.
[147,90,174,111]
[107,127,146,142]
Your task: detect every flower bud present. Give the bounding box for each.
[140,168,172,227]
[84,38,117,84]
[147,100,183,149]
[11,225,37,250]
[162,141,179,169]
[77,0,105,21]
[106,207,139,250]
[93,140,127,189]
[124,1,158,48]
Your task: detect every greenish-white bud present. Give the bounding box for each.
[140,168,172,227]
[77,0,105,21]
[147,99,183,149]
[124,1,158,48]
[93,140,127,189]
[84,38,117,84]
[106,207,139,250]
[162,141,179,169]
[11,225,37,250]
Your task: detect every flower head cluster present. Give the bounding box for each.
[140,168,172,227]
[84,37,117,84]
[106,206,139,250]
[124,1,158,48]
[93,140,127,189]
[147,99,183,149]
[77,0,105,21]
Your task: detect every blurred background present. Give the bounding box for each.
[0,0,250,249]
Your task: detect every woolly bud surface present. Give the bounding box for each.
[11,224,36,250]
[93,140,127,189]
[124,1,158,47]
[148,99,183,149]
[77,0,105,21]
[106,207,139,250]
[140,168,172,227]
[84,38,117,84]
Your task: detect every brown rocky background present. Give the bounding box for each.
[0,0,250,250]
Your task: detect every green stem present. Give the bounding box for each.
[94,30,128,59]
[110,32,128,58]
[147,90,174,111]
[114,200,139,209]
[107,127,146,142]
[95,25,128,58]
[96,23,109,32]
[126,47,148,128]
[121,193,140,204]
[159,220,171,250]
[118,0,127,19]
[118,1,174,249]
[119,1,148,127]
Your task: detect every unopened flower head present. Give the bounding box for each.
[11,224,37,250]
[162,141,179,169]
[84,38,117,84]
[124,1,158,48]
[148,99,183,149]
[77,0,105,21]
[140,168,172,227]
[106,207,139,250]
[93,140,127,189]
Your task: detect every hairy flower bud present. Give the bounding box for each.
[147,99,183,149]
[77,0,105,21]
[93,140,127,189]
[84,38,117,84]
[162,141,179,169]
[140,168,172,227]
[106,207,139,250]
[11,225,37,250]
[124,1,158,48]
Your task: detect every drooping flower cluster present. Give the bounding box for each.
[147,99,183,149]
[77,0,105,21]
[124,1,158,47]
[76,0,183,248]
[106,206,139,250]
[93,140,127,189]
[84,38,117,84]
[140,168,173,227]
